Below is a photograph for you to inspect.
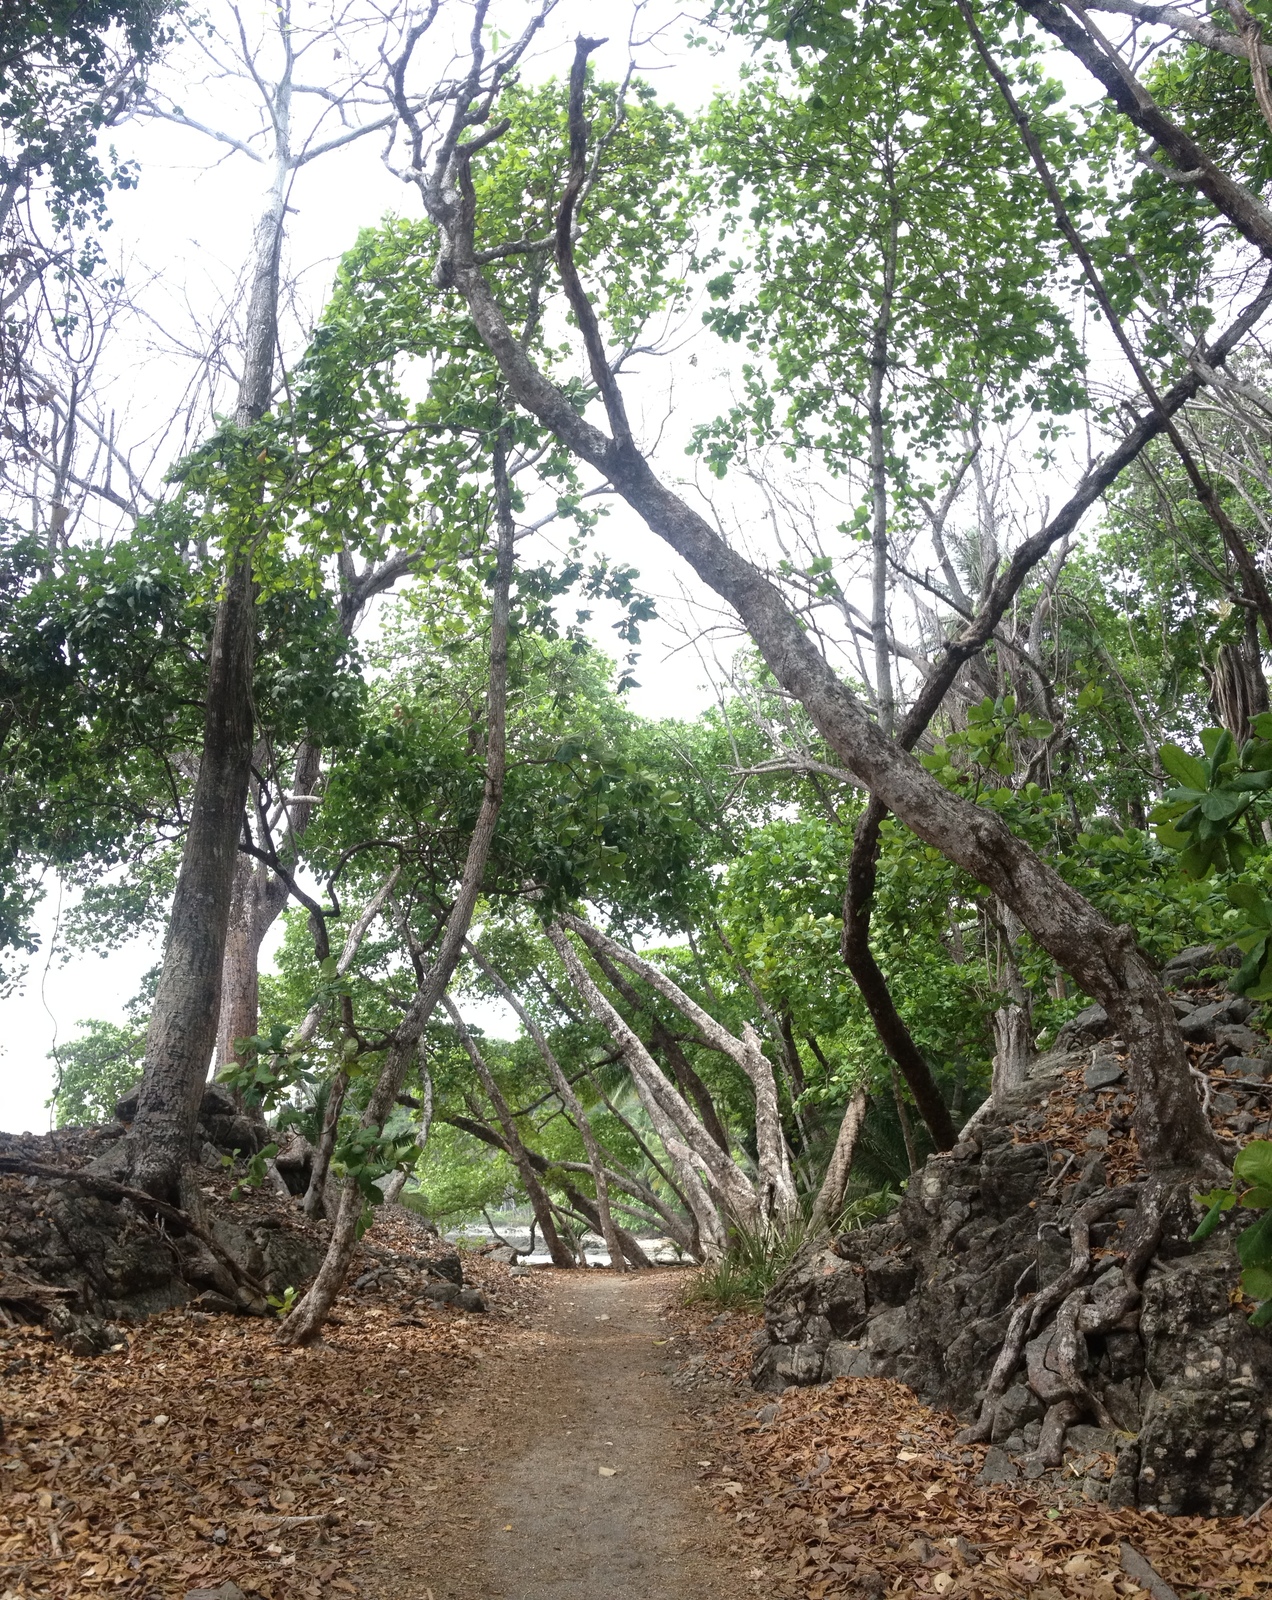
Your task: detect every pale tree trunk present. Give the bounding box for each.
[443,996,575,1267]
[990,899,1032,1104]
[465,948,629,1271]
[546,923,762,1232]
[278,424,516,1345]
[809,1085,868,1233]
[417,44,1225,1175]
[216,741,322,1074]
[560,915,800,1225]
[582,943,732,1153]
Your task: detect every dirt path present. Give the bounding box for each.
[358,1269,743,1600]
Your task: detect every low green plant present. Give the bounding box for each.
[682,1215,816,1312]
[835,1184,900,1232]
[266,1285,298,1318]
[1191,1139,1272,1328]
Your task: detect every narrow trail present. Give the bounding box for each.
[357,1269,743,1600]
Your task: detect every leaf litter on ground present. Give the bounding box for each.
[0,1206,543,1600]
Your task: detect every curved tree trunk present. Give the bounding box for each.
[809,1085,868,1233]
[443,996,575,1268]
[465,948,629,1272]
[278,422,516,1345]
[426,105,1226,1173]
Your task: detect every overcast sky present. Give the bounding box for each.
[1,1,768,1132]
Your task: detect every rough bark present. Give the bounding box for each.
[99,134,288,1198]
[110,554,257,1199]
[1211,610,1270,745]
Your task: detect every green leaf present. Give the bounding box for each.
[1233,1140,1272,1190]
[1236,1207,1272,1270]
[1241,1264,1272,1299]
[1250,1298,1272,1328]
[1190,1191,1236,1242]
[1159,742,1207,790]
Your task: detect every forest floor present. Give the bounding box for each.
[4,1248,1272,1600]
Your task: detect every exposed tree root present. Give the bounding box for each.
[956,1177,1169,1460]
[0,1155,268,1305]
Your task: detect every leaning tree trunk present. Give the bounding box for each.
[809,1085,868,1233]
[443,996,576,1268]
[424,78,1226,1173]
[277,423,517,1346]
[467,946,629,1272]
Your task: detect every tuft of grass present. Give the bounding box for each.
[682,1187,903,1313]
[682,1214,817,1312]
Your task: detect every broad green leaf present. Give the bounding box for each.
[1236,1208,1272,1270]
[1158,743,1207,791]
[1233,1140,1272,1190]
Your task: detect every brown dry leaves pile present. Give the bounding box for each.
[675,1319,1272,1600]
[0,1223,540,1600]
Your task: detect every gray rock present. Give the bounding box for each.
[752,1339,825,1391]
[1084,1059,1125,1090]
[991,1382,1042,1442]
[420,1281,460,1305]
[1162,944,1240,986]
[1055,1004,1109,1049]
[977,1446,1019,1484]
[488,1244,517,1264]
[457,1286,487,1313]
[1178,997,1253,1041]
[824,1340,875,1379]
[190,1290,239,1316]
[1215,1024,1266,1058]
[865,1253,916,1307]
[185,1586,247,1600]
[1222,1056,1272,1081]
[865,1305,909,1358]
[509,1264,531,1278]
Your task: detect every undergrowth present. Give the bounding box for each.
[683,1185,901,1312]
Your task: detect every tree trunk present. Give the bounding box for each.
[559,915,800,1225]
[548,922,764,1227]
[438,222,1226,1175]
[278,422,516,1345]
[443,996,575,1268]
[809,1085,868,1232]
[97,143,288,1198]
[583,941,733,1154]
[108,555,256,1198]
[1211,610,1269,746]
[991,1005,1031,1104]
[466,947,629,1272]
[216,854,264,1074]
[216,741,322,1074]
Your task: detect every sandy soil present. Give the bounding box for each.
[355,1268,745,1600]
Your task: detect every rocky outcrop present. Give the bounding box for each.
[754,1026,1272,1517]
[112,1080,273,1160]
